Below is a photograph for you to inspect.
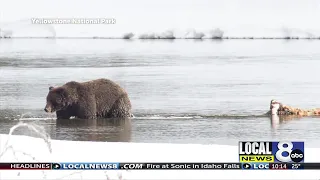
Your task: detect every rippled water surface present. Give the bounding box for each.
[1,39,320,146]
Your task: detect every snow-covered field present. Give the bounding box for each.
[0,123,318,180]
[1,0,320,39]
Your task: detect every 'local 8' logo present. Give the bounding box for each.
[275,142,304,163]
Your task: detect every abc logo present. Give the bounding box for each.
[275,142,304,163]
[290,149,304,162]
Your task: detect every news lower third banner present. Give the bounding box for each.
[0,141,313,171]
[1,162,320,170]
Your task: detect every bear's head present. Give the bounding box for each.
[44,86,69,113]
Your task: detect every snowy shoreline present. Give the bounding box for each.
[2,0,320,40]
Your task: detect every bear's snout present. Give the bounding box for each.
[44,106,52,113]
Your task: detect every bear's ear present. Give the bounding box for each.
[54,87,66,95]
[49,86,54,91]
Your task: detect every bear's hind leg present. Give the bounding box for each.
[107,96,132,118]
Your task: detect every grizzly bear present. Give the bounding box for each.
[44,78,132,119]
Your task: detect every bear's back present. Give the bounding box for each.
[81,78,126,95]
[81,78,129,110]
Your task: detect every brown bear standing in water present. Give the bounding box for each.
[44,78,132,119]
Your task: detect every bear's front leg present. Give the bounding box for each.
[76,99,97,119]
[56,110,72,120]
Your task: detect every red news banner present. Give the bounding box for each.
[0,162,320,170]
[0,163,51,170]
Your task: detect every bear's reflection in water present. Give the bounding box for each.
[55,118,132,142]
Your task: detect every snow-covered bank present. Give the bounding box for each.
[0,124,319,179]
[1,0,320,39]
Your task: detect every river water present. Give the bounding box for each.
[0,39,320,146]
